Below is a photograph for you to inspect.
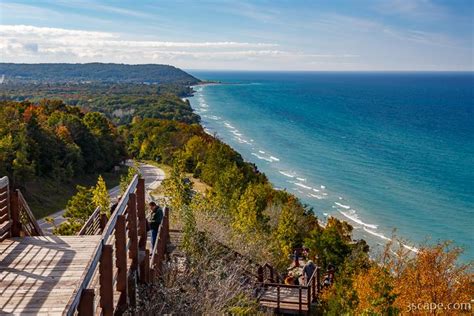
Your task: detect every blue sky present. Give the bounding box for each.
[1,0,473,70]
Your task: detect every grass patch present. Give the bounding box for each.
[186,173,211,194]
[24,168,127,219]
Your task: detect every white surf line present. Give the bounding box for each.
[339,210,378,230]
[334,202,350,209]
[279,170,295,178]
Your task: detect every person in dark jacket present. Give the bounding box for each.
[302,260,316,285]
[149,201,163,248]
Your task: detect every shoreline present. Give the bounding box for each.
[187,84,423,257]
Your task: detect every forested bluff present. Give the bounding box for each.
[0,63,471,315]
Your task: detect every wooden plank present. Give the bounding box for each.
[0,219,12,235]
[0,199,8,212]
[0,176,8,188]
[0,235,102,315]
[0,210,10,223]
[259,300,309,311]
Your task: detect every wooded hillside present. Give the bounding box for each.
[0,63,200,84]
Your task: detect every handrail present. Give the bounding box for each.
[67,175,140,315]
[0,176,11,241]
[78,206,103,235]
[102,175,138,243]
[16,190,44,236]
[258,263,320,312]
[261,282,305,289]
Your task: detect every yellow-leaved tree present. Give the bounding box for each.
[392,242,473,314]
[92,175,110,216]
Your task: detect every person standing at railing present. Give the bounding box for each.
[302,260,316,285]
[148,201,163,248]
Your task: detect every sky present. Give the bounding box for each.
[0,0,473,70]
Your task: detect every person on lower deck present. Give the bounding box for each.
[302,260,316,285]
[149,201,163,248]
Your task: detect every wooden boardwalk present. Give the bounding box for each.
[0,235,101,315]
[259,286,309,313]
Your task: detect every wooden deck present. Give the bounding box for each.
[259,286,309,312]
[0,235,101,315]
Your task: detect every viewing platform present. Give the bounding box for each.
[0,175,170,315]
[0,236,101,314]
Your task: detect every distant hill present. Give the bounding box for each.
[0,63,200,84]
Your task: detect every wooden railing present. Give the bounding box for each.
[0,176,43,240]
[68,174,170,315]
[13,190,44,236]
[78,206,107,236]
[0,177,11,241]
[258,266,320,314]
[258,262,281,283]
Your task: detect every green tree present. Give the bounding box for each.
[54,185,95,235]
[233,183,270,234]
[163,163,192,213]
[12,137,35,187]
[92,175,110,216]
[273,197,300,263]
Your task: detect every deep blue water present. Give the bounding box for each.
[187,71,474,260]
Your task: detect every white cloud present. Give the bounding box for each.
[0,24,357,69]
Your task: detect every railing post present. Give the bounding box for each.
[127,193,138,308]
[164,207,170,242]
[153,233,161,277]
[257,266,263,283]
[116,215,128,311]
[78,288,95,316]
[140,249,150,284]
[276,285,280,313]
[316,267,321,295]
[155,231,164,277]
[128,193,139,271]
[99,213,108,232]
[299,286,302,314]
[312,270,317,302]
[10,191,20,237]
[137,178,146,247]
[100,244,114,316]
[307,283,311,311]
[137,179,149,284]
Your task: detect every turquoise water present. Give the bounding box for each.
[187,71,474,260]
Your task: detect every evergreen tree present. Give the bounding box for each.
[54,185,95,235]
[92,175,110,216]
[12,131,35,187]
